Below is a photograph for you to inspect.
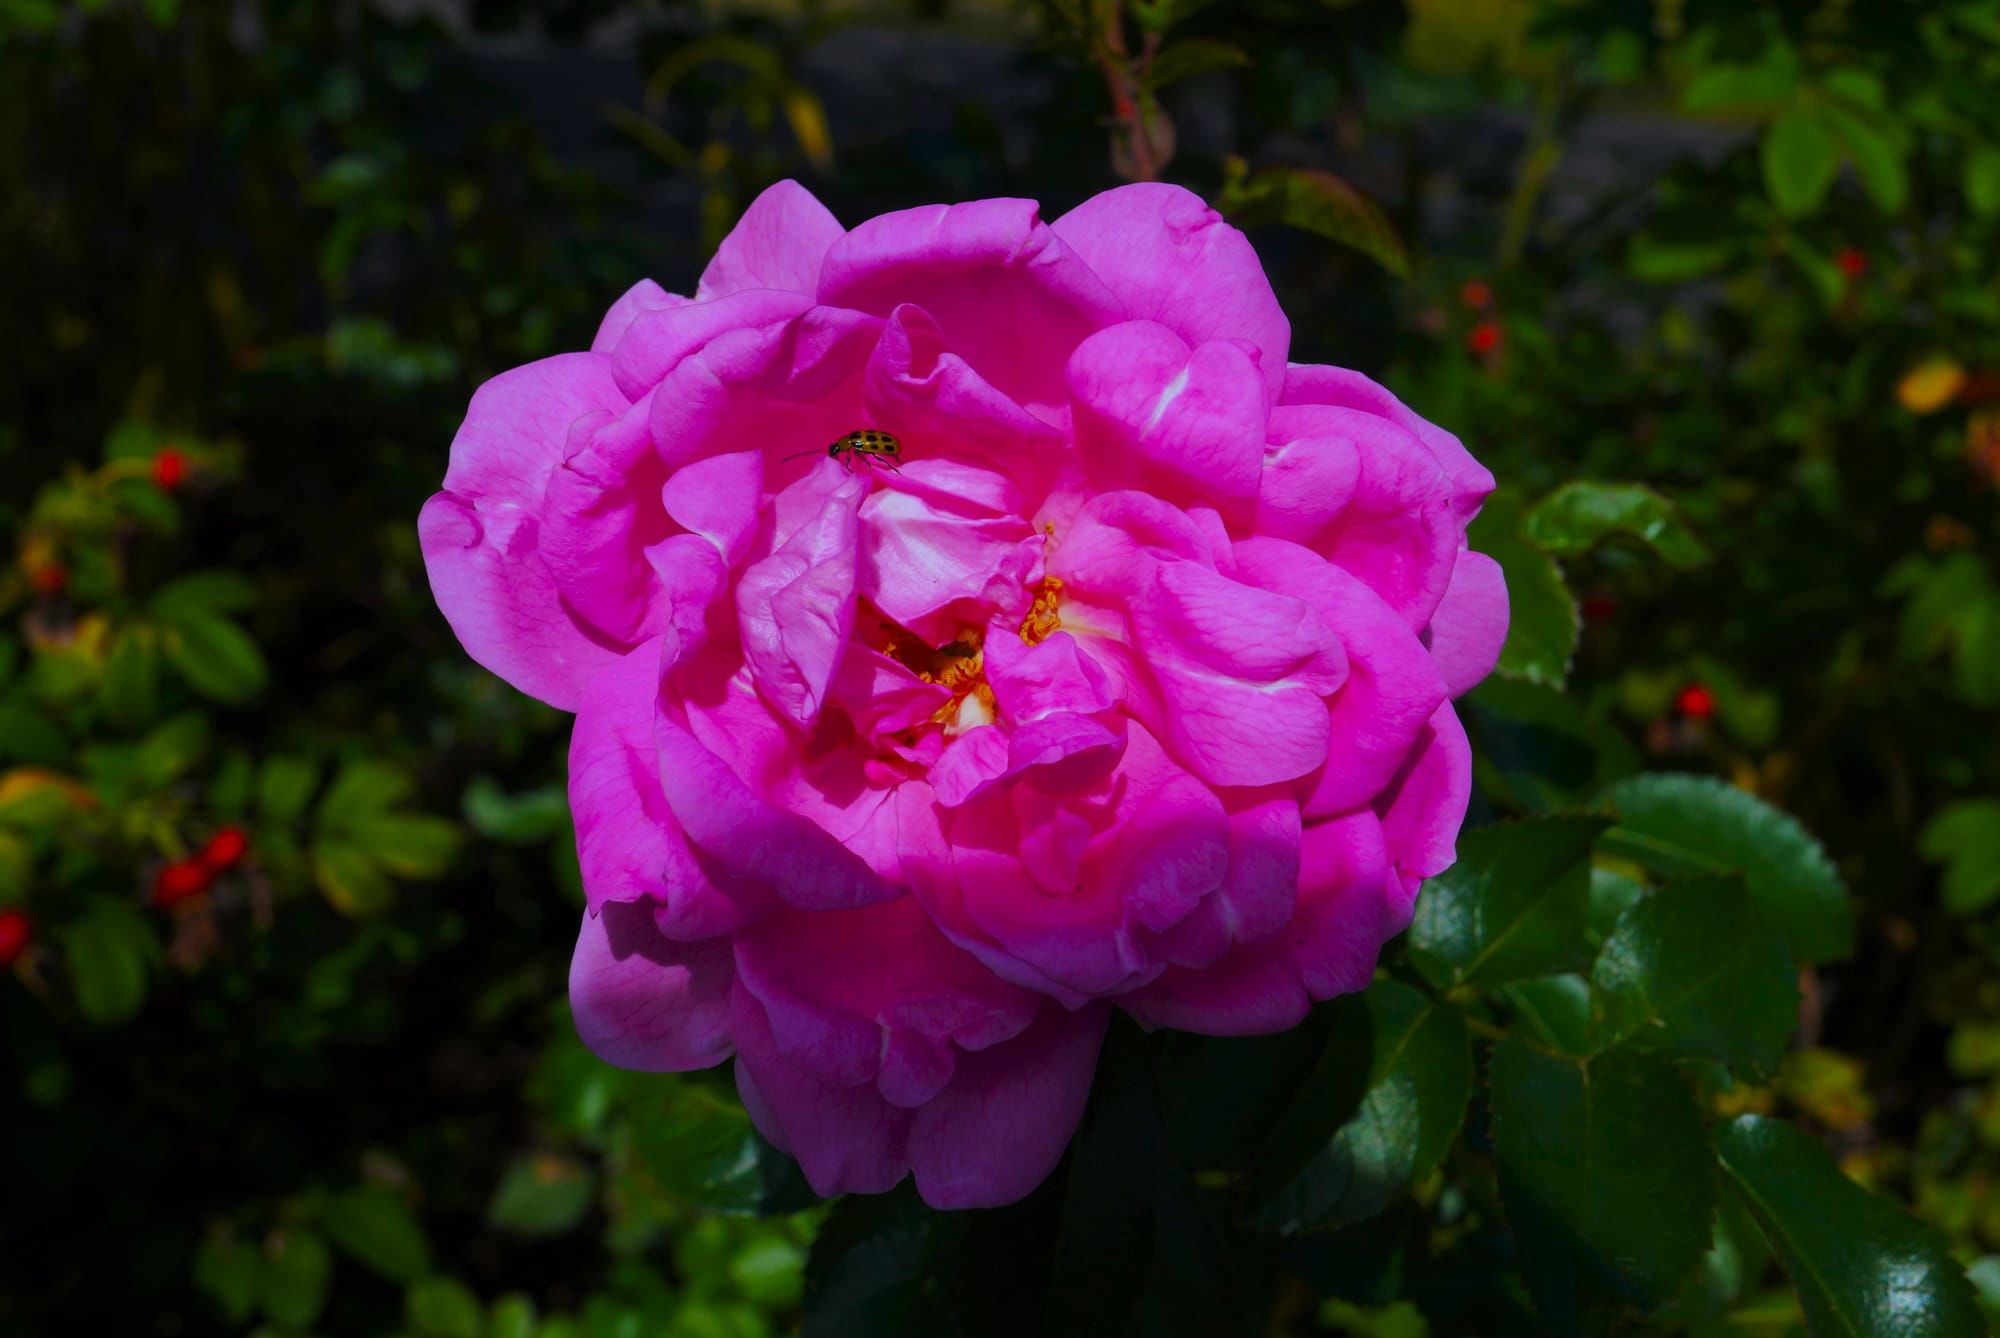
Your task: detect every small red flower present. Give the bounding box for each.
[1460,278,1493,310]
[0,909,30,967]
[29,564,66,597]
[1836,248,1867,278]
[1467,321,1503,357]
[198,826,250,873]
[1676,682,1716,718]
[153,860,214,910]
[152,449,188,491]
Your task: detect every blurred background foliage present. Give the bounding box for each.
[4,0,2000,1334]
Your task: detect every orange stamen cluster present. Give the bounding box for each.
[1019,576,1063,646]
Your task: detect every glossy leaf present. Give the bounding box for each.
[1491,1041,1716,1334]
[1253,982,1469,1233]
[1591,873,1799,1074]
[1483,535,1578,688]
[802,1183,963,1338]
[1522,482,1711,569]
[1599,774,1852,962]
[627,1081,772,1215]
[1504,973,1595,1055]
[1715,1116,1984,1337]
[1409,815,1610,990]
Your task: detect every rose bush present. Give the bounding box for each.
[419,180,1506,1208]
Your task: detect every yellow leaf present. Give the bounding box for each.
[1898,357,1966,414]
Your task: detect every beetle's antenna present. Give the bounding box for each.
[779,448,824,464]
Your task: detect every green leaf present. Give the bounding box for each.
[260,1228,333,1330]
[1599,774,1852,963]
[463,775,569,845]
[1483,536,1578,687]
[1521,482,1711,569]
[406,1276,483,1338]
[489,1294,539,1338]
[1409,815,1610,991]
[1253,982,1469,1233]
[257,755,321,823]
[1964,147,2000,216]
[132,710,211,789]
[322,1185,432,1283]
[802,1183,963,1338]
[162,614,268,705]
[1918,800,2000,913]
[0,700,69,766]
[1504,974,1595,1055]
[148,570,257,622]
[1463,678,1640,813]
[1591,873,1799,1074]
[1491,1042,1717,1334]
[348,813,459,879]
[1821,103,1908,213]
[317,758,415,830]
[62,899,157,1024]
[1141,38,1249,91]
[1680,57,1799,112]
[313,840,396,917]
[99,624,162,729]
[194,1228,260,1326]
[1216,160,1409,278]
[1587,868,1646,943]
[627,1081,771,1215]
[488,1153,595,1236]
[1763,109,1841,217]
[1715,1116,1984,1337]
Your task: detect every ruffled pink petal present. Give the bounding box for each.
[908,1001,1109,1210]
[1067,322,1267,524]
[569,637,752,938]
[697,179,846,300]
[732,982,911,1197]
[649,304,883,475]
[735,463,866,728]
[661,449,765,572]
[1281,364,1494,524]
[1256,414,1362,546]
[1376,702,1472,918]
[1121,809,1391,1036]
[818,197,1124,415]
[1232,537,1447,817]
[592,278,688,355]
[419,352,633,709]
[857,458,1038,643]
[1144,792,1300,969]
[569,902,734,1070]
[984,627,1120,723]
[540,390,674,644]
[612,288,816,402]
[1052,183,1288,401]
[1424,550,1508,697]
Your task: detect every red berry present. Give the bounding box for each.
[1467,321,1503,356]
[0,909,30,967]
[1837,247,1867,278]
[1676,683,1716,718]
[30,564,65,596]
[1460,278,1493,310]
[152,860,213,910]
[152,449,188,490]
[1581,595,1619,622]
[198,825,250,872]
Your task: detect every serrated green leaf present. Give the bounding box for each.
[406,1276,483,1338]
[488,1154,595,1236]
[1715,1116,1984,1337]
[1410,815,1610,990]
[323,1185,431,1283]
[260,1228,333,1330]
[1918,800,2000,913]
[1764,109,1841,217]
[1591,873,1799,1074]
[802,1183,962,1338]
[1599,774,1852,963]
[1491,1042,1717,1334]
[257,755,321,823]
[162,614,267,705]
[1463,678,1640,813]
[1522,482,1711,568]
[313,840,396,917]
[628,1081,770,1215]
[1253,982,1469,1233]
[1504,973,1595,1054]
[1483,536,1577,687]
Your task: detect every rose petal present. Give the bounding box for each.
[697,179,846,300]
[1424,550,1508,698]
[569,902,734,1070]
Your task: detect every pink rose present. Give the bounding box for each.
[419,181,1507,1209]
